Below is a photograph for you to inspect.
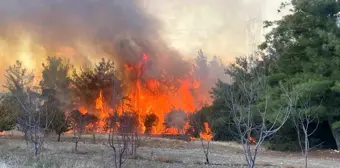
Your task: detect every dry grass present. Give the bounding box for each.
[0,132,340,168]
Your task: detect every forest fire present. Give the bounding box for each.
[0,0,226,138]
[77,52,210,135]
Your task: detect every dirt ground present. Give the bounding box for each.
[0,132,340,168]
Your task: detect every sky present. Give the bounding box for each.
[142,0,286,63]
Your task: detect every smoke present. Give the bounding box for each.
[165,109,188,131]
[0,0,191,84]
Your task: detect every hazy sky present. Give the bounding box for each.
[0,0,287,90]
[142,0,286,62]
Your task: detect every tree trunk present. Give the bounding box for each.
[328,118,340,150]
[57,133,61,142]
[34,142,39,156]
[75,141,78,153]
[249,161,255,168]
[304,134,308,168]
[205,155,209,165]
[24,131,29,145]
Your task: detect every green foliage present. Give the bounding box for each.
[72,58,121,107]
[205,0,340,150]
[189,106,212,137]
[3,60,34,94]
[259,0,340,149]
[266,125,301,151]
[40,56,72,137]
[40,57,71,90]
[331,121,340,129]
[262,0,340,76]
[3,60,36,134]
[0,95,18,132]
[208,80,235,141]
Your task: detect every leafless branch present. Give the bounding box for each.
[226,56,292,168]
[282,86,320,168]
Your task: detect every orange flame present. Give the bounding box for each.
[200,122,213,141]
[120,53,206,134]
[79,107,88,115]
[95,89,110,129]
[248,136,256,144]
[76,53,211,135]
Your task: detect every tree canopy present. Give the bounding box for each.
[259,0,340,149]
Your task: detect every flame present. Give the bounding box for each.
[119,53,204,134]
[95,89,111,130]
[164,127,179,134]
[2,38,211,135]
[248,136,256,144]
[79,107,88,115]
[0,29,214,136]
[199,122,212,141]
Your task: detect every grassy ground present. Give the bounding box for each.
[0,131,340,168]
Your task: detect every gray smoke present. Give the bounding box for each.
[165,109,188,131]
[0,0,191,81]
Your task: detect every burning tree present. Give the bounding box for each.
[72,58,121,132]
[144,113,159,134]
[69,51,214,135]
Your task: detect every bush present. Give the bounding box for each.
[0,96,18,132]
[211,117,236,141]
[266,125,300,151]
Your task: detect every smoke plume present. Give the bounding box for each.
[0,0,191,84]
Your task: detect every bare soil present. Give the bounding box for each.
[0,131,339,168]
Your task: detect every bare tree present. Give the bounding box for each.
[199,122,212,165]
[15,88,55,156]
[225,56,292,168]
[70,110,83,153]
[191,117,212,165]
[282,88,320,168]
[107,113,129,168]
[293,102,319,168]
[200,138,210,164]
[69,110,96,153]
